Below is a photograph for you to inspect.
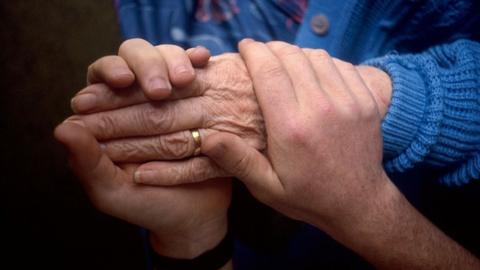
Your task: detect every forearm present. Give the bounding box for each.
[320,175,479,269]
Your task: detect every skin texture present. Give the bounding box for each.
[70,53,265,185]
[56,40,233,267]
[64,38,392,268]
[61,38,479,268]
[70,43,392,186]
[199,39,480,269]
[54,122,231,259]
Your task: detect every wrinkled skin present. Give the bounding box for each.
[70,53,266,185]
[71,51,391,185]
[57,40,233,261]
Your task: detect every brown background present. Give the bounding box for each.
[1,1,145,269]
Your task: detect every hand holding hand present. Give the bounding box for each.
[68,40,392,186]
[56,40,232,260]
[202,40,389,230]
[70,51,264,185]
[201,40,480,269]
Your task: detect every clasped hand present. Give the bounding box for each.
[54,38,394,260]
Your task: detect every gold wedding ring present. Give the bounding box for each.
[191,129,202,156]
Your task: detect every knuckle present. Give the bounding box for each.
[156,44,183,52]
[342,99,361,116]
[284,125,310,146]
[340,61,356,73]
[110,141,143,162]
[118,38,145,55]
[138,104,175,133]
[154,132,191,158]
[268,41,302,58]
[118,39,133,55]
[302,48,314,55]
[278,45,302,58]
[266,41,288,50]
[308,49,330,62]
[317,101,336,117]
[95,114,118,139]
[361,99,380,120]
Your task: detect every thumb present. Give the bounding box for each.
[54,120,120,189]
[202,132,284,201]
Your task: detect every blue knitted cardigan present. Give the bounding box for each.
[115,0,480,186]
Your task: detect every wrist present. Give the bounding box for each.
[310,171,399,240]
[150,215,228,259]
[318,173,413,266]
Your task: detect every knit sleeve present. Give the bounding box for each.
[365,39,480,186]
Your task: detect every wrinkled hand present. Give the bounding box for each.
[57,40,232,260]
[70,52,265,185]
[54,122,231,258]
[70,40,391,186]
[201,40,389,230]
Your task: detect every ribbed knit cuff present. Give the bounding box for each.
[365,55,429,172]
[365,40,480,186]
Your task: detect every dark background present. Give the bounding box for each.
[1,1,479,269]
[1,1,145,269]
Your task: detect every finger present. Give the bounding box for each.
[74,98,206,140]
[71,83,147,114]
[267,41,327,105]
[186,46,211,67]
[202,132,284,202]
[133,157,229,186]
[238,39,297,126]
[156,44,196,87]
[86,56,135,88]
[118,38,172,100]
[303,48,355,104]
[102,129,212,163]
[54,121,124,191]
[71,77,208,114]
[333,59,378,114]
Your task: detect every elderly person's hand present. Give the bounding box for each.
[69,39,392,185]
[70,55,265,185]
[54,122,231,260]
[56,40,232,266]
[200,40,480,269]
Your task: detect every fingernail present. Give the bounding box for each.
[148,77,172,97]
[111,68,133,80]
[149,77,171,91]
[63,119,86,128]
[134,170,155,183]
[70,93,96,113]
